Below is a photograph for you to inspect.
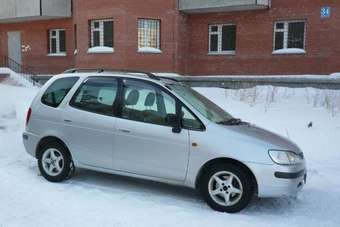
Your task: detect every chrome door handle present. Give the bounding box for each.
[64,119,72,123]
[118,129,131,134]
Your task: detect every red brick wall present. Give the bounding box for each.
[0,0,339,76]
[186,0,340,75]
[73,0,182,73]
[174,12,190,74]
[0,19,74,74]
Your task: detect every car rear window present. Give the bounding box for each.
[41,77,79,108]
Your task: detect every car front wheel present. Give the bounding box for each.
[200,163,254,213]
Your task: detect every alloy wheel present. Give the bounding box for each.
[42,148,64,177]
[208,171,243,207]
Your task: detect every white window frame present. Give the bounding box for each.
[90,19,113,48]
[208,24,236,55]
[138,19,161,54]
[273,20,306,54]
[88,19,114,54]
[48,29,66,56]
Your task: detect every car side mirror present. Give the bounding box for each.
[167,114,181,133]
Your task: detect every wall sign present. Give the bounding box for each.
[321,7,331,18]
[21,44,31,53]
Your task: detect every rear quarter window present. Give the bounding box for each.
[41,77,79,108]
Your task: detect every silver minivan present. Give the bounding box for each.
[23,69,306,213]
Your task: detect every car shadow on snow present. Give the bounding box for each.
[246,197,299,215]
[68,169,203,204]
[59,168,299,214]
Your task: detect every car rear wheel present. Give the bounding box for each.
[38,142,74,182]
[200,163,254,213]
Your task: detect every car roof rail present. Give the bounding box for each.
[63,68,162,81]
[156,76,180,82]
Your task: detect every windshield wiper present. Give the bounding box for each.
[217,118,244,126]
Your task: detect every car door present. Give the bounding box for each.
[62,77,119,169]
[113,78,190,181]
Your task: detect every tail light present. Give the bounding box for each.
[26,108,32,126]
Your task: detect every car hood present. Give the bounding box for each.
[223,124,302,154]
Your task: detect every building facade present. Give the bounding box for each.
[0,0,339,75]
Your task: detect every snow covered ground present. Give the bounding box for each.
[0,82,340,227]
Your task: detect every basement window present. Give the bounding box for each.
[138,19,161,53]
[208,24,236,55]
[88,19,114,53]
[273,21,306,54]
[48,29,66,56]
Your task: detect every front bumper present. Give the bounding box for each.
[274,169,306,179]
[247,161,306,198]
[22,131,40,158]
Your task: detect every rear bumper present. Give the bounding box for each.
[247,162,306,198]
[22,131,39,158]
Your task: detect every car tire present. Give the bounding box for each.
[200,163,254,213]
[38,142,73,182]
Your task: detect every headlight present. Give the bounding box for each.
[268,150,304,165]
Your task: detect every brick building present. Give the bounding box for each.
[0,0,339,75]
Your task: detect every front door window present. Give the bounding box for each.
[121,79,176,126]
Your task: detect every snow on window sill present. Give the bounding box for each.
[47,53,67,57]
[272,48,306,55]
[208,51,235,56]
[138,47,162,54]
[87,46,114,54]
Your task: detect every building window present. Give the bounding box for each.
[209,24,236,55]
[138,19,161,53]
[88,19,114,53]
[48,29,66,55]
[273,21,306,54]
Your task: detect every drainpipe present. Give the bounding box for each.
[39,0,42,16]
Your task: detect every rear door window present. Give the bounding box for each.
[70,77,118,116]
[41,77,79,108]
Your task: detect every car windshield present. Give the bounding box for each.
[168,84,234,124]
